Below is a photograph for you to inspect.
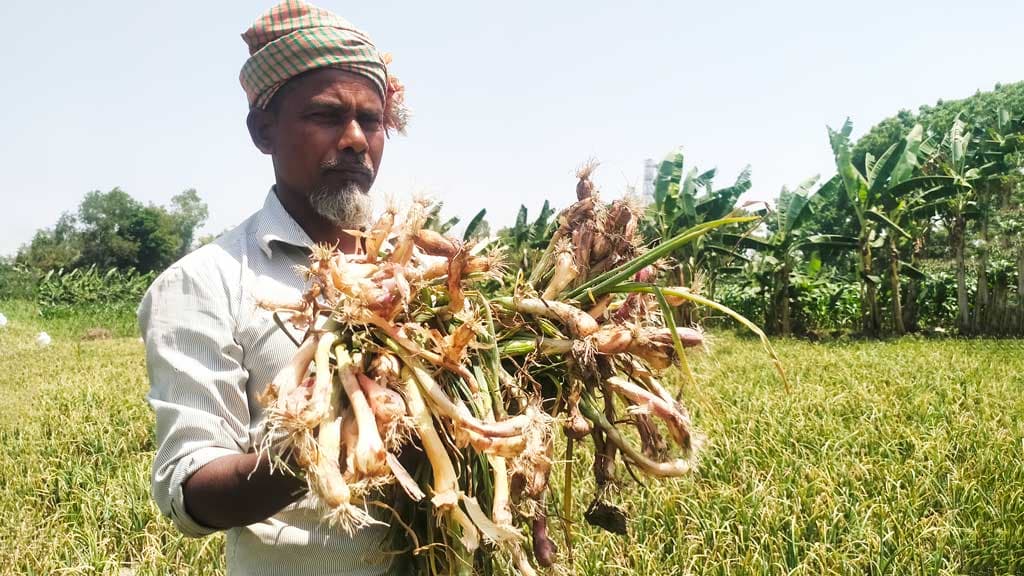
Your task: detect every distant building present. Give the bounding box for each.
[641,158,657,204]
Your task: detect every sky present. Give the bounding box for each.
[2,0,1022,257]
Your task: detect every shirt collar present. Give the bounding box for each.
[254,187,315,258]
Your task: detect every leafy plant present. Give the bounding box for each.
[722,175,830,335]
[0,262,41,300]
[825,121,947,336]
[37,266,154,327]
[643,148,753,320]
[497,201,556,273]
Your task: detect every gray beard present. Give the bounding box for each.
[308,182,373,230]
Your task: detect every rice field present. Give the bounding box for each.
[1,299,1022,575]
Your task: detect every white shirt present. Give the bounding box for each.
[138,189,392,576]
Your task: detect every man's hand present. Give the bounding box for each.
[183,451,306,530]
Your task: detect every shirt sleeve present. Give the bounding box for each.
[139,261,251,538]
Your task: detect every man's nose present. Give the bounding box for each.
[338,119,368,154]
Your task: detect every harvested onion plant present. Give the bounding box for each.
[256,165,785,574]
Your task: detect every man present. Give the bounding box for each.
[139,2,406,573]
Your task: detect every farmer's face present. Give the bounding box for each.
[249,68,386,229]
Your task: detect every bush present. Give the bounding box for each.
[36,267,154,336]
[0,262,40,300]
[714,276,861,337]
[714,282,767,328]
[913,270,977,331]
[792,278,860,334]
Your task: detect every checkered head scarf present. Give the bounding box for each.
[239,0,407,133]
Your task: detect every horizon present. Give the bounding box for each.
[3,1,1022,257]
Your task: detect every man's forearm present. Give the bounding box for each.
[183,451,306,530]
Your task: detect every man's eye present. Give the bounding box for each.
[308,111,339,122]
[360,116,383,130]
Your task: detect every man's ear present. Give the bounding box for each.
[246,108,276,155]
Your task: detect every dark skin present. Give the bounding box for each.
[182,69,387,530]
[254,68,386,250]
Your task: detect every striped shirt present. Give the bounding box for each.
[138,189,392,576]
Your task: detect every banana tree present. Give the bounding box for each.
[423,202,461,235]
[826,120,949,336]
[497,201,555,273]
[723,175,852,335]
[643,148,753,321]
[988,114,1024,334]
[962,112,1023,333]
[925,111,1019,332]
[917,115,989,334]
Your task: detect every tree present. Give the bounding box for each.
[19,187,209,274]
[422,202,461,235]
[16,213,80,271]
[918,113,1023,334]
[169,189,209,259]
[850,83,1024,336]
[724,175,828,335]
[497,202,555,273]
[643,148,752,320]
[76,188,146,269]
[853,81,1024,170]
[422,204,491,244]
[461,209,491,243]
[128,205,185,272]
[826,121,945,336]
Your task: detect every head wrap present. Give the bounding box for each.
[239,0,401,123]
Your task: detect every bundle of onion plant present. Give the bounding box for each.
[256,165,784,575]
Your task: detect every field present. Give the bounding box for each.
[1,300,1023,575]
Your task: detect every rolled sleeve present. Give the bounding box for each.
[139,261,250,537]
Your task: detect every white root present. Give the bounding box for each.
[491,456,514,527]
[605,376,694,452]
[400,352,533,439]
[400,366,459,510]
[256,335,320,471]
[453,426,527,458]
[500,297,599,337]
[269,335,319,412]
[541,239,578,300]
[336,345,388,477]
[299,332,338,428]
[308,345,382,535]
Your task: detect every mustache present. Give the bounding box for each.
[320,156,374,180]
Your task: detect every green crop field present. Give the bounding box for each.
[1,300,1023,575]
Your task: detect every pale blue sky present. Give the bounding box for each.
[2,1,1021,256]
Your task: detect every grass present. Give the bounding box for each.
[0,301,222,575]
[552,335,1024,575]
[1,299,1023,575]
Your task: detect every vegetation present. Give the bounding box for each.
[11,81,1022,339]
[252,169,777,574]
[641,151,752,303]
[852,81,1024,170]
[0,260,40,301]
[0,301,222,575]
[496,201,556,274]
[16,187,208,273]
[36,267,155,337]
[649,84,1023,338]
[3,302,1023,574]
[4,80,1024,575]
[722,176,824,336]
